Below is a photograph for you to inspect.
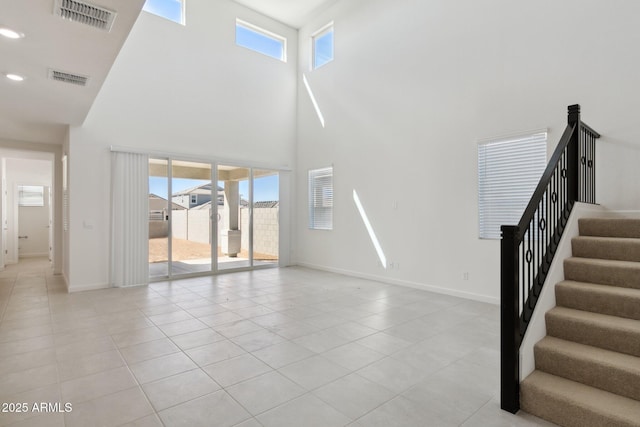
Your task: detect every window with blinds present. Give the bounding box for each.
[478,131,547,239]
[309,166,333,230]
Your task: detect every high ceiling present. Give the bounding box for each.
[0,0,335,146]
[233,0,337,28]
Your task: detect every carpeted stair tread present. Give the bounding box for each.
[545,307,640,357]
[579,218,640,239]
[564,257,640,289]
[571,236,640,262]
[521,370,640,427]
[556,280,640,320]
[535,336,640,401]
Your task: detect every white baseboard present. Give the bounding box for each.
[296,261,499,305]
[67,282,110,293]
[18,252,49,258]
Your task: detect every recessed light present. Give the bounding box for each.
[6,74,25,82]
[0,28,24,39]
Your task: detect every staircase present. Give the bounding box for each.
[521,218,640,427]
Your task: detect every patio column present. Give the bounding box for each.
[222,180,241,256]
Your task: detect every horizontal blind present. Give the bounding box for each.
[309,167,333,230]
[478,132,547,239]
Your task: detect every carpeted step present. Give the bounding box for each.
[556,281,640,320]
[521,370,640,427]
[571,236,640,262]
[534,336,640,401]
[545,307,640,357]
[579,218,640,239]
[564,257,640,290]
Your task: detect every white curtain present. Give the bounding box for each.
[111,151,149,287]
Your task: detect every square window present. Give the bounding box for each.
[236,19,286,62]
[478,131,547,239]
[143,0,185,25]
[18,186,45,207]
[313,23,334,69]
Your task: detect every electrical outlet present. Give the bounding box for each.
[463,272,469,280]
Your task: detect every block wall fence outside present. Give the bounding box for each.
[157,207,279,257]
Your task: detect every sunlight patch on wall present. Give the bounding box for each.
[353,189,387,269]
[302,74,325,128]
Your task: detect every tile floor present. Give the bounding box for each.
[0,258,556,427]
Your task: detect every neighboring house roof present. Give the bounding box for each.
[172,182,223,196]
[193,197,251,209]
[149,193,187,210]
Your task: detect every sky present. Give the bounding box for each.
[143,0,286,60]
[149,174,279,202]
[142,0,183,24]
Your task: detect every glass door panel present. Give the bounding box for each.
[217,165,251,270]
[252,170,279,266]
[170,160,214,275]
[149,158,169,278]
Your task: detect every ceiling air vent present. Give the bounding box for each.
[54,0,117,32]
[48,69,89,87]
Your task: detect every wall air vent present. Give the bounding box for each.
[54,0,116,32]
[48,69,89,87]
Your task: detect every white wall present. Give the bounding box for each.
[296,0,640,302]
[67,0,297,290]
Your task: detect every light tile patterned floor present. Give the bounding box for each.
[0,258,556,426]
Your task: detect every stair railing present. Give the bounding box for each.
[501,104,600,413]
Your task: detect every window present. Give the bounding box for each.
[478,131,547,239]
[143,0,185,25]
[18,185,44,207]
[312,23,334,69]
[309,167,333,230]
[190,194,197,204]
[236,19,286,62]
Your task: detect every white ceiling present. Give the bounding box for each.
[233,0,337,28]
[0,0,334,146]
[0,0,146,144]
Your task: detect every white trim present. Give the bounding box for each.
[236,18,287,63]
[18,252,49,258]
[311,21,334,70]
[296,261,499,305]
[110,145,291,172]
[68,281,110,293]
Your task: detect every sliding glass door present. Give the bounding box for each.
[217,165,250,271]
[253,169,279,267]
[149,158,279,279]
[170,160,214,275]
[149,159,169,279]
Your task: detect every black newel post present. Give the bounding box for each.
[501,224,520,413]
[567,104,581,204]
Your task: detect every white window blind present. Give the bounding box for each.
[309,166,333,230]
[478,131,547,239]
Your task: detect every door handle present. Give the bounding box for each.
[18,236,28,239]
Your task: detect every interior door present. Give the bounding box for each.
[17,185,49,258]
